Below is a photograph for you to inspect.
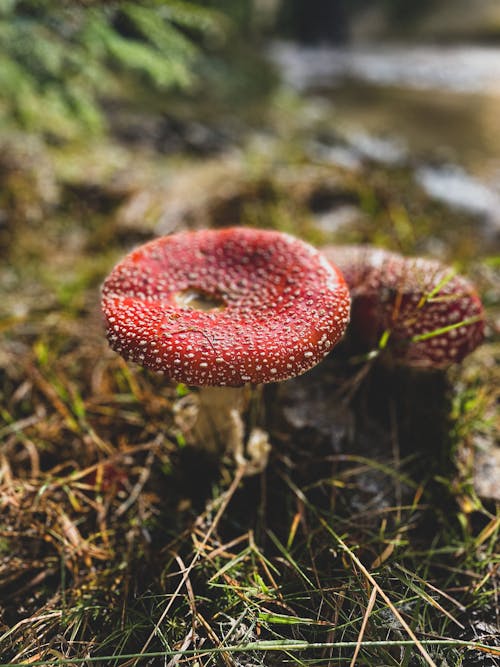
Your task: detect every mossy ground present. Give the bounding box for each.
[0,100,499,665]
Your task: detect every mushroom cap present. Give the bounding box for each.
[102,228,350,386]
[322,245,485,368]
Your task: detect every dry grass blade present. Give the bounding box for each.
[115,436,161,516]
[196,612,235,667]
[349,585,377,667]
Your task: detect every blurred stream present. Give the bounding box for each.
[271,43,500,235]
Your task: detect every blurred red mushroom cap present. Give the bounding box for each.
[102,228,351,386]
[322,245,485,368]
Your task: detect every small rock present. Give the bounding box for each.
[474,444,500,501]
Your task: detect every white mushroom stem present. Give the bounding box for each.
[194,386,244,452]
[191,385,271,475]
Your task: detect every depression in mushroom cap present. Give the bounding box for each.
[102,228,351,386]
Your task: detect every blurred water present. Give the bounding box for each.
[271,43,500,95]
[271,43,500,233]
[416,165,500,220]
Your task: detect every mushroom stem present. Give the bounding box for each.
[192,385,271,474]
[194,385,245,453]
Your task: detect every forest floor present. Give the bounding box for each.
[0,88,499,665]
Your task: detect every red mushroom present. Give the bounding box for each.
[102,228,350,469]
[322,245,485,368]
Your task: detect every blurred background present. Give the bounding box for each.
[2,0,500,250]
[271,0,500,232]
[2,0,500,238]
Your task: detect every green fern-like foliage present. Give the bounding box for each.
[0,1,224,140]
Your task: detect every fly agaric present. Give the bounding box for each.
[102,228,350,469]
[322,245,485,368]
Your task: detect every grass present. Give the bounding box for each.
[0,126,499,666]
